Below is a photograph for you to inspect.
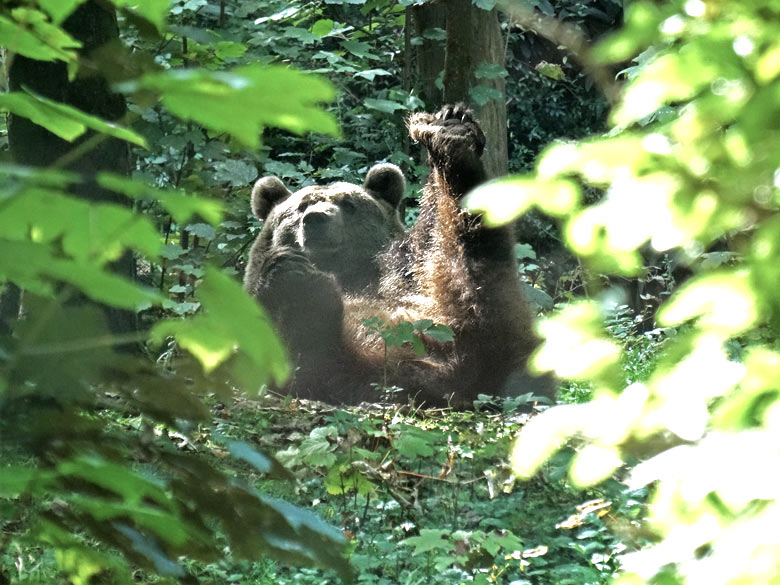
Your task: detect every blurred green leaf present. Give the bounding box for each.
[109,0,169,33]
[119,66,338,149]
[0,186,160,263]
[97,172,224,225]
[36,0,86,23]
[0,9,81,62]
[364,98,406,113]
[152,266,289,390]
[0,90,147,146]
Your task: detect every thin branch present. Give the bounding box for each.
[503,4,621,106]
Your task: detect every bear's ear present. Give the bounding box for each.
[364,163,405,208]
[251,176,291,220]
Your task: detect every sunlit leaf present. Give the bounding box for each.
[311,18,334,37]
[118,66,338,149]
[569,444,622,487]
[97,173,224,225]
[591,2,663,64]
[0,90,147,147]
[511,405,583,478]
[0,10,81,63]
[532,302,622,386]
[109,0,169,33]
[464,176,579,225]
[0,240,161,309]
[37,0,87,24]
[0,186,160,263]
[658,271,759,334]
[713,349,780,431]
[152,267,289,389]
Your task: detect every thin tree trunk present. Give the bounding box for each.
[473,8,508,179]
[6,0,137,338]
[442,2,508,179]
[411,3,446,108]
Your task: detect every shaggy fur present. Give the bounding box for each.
[245,104,549,407]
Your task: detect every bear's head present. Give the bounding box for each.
[250,163,406,293]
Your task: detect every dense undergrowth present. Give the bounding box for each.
[2,308,660,585]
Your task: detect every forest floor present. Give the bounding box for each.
[179,389,645,585]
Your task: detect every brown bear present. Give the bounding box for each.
[245,104,549,407]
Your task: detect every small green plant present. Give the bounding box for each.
[361,318,454,390]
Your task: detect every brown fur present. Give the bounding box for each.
[245,104,552,407]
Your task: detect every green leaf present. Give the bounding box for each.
[109,0,169,34]
[256,494,351,580]
[404,529,452,554]
[97,173,224,225]
[424,324,455,343]
[120,66,338,149]
[311,19,335,37]
[152,266,289,389]
[393,425,438,458]
[0,90,147,147]
[341,39,377,60]
[535,61,565,80]
[185,223,216,240]
[355,69,393,81]
[324,465,376,496]
[0,186,161,263]
[212,159,258,187]
[468,84,503,106]
[475,62,508,79]
[364,98,406,114]
[0,240,161,309]
[0,10,81,63]
[214,41,248,60]
[228,441,292,479]
[37,0,88,24]
[0,467,56,496]
[36,521,135,585]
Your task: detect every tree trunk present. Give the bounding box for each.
[410,3,446,108]
[442,2,508,179]
[5,0,137,337]
[473,8,508,180]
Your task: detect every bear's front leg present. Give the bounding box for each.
[254,247,346,356]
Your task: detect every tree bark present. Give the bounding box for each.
[472,7,508,179]
[442,2,508,179]
[5,1,137,337]
[410,3,446,107]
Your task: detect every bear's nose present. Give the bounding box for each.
[302,210,330,238]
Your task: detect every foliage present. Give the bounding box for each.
[193,396,641,585]
[0,0,353,582]
[469,1,780,585]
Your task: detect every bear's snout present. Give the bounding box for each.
[300,206,344,248]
